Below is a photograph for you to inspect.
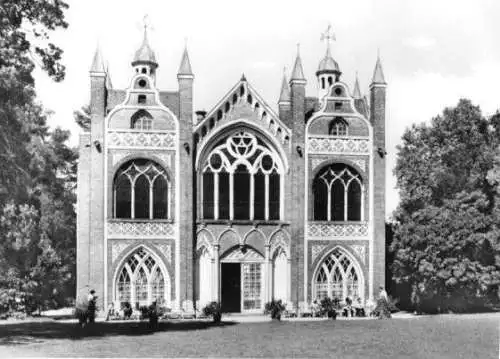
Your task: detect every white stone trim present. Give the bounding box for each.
[306,222,369,239]
[107,220,175,239]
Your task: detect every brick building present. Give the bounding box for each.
[77,27,387,313]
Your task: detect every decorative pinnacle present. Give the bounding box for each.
[372,50,386,85]
[290,43,306,82]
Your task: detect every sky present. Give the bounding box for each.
[33,0,500,218]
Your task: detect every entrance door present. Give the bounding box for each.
[221,263,241,313]
[242,263,262,311]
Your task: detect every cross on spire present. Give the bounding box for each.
[142,14,154,32]
[320,24,336,52]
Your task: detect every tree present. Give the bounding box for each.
[391,99,500,313]
[0,1,74,314]
[0,0,69,202]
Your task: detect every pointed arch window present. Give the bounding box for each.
[201,131,283,221]
[113,159,170,219]
[115,247,170,308]
[329,117,348,136]
[314,248,361,301]
[131,110,153,130]
[313,164,363,221]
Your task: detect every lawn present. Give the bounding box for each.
[0,314,497,358]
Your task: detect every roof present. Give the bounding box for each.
[352,75,362,98]
[178,46,193,75]
[290,50,306,81]
[317,46,340,73]
[278,71,290,104]
[372,55,386,84]
[90,45,105,73]
[132,29,157,67]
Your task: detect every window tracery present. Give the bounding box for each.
[313,164,363,221]
[131,110,153,130]
[201,131,283,221]
[329,118,348,136]
[114,159,170,219]
[116,247,169,308]
[314,248,360,301]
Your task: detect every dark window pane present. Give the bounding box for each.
[254,172,265,220]
[331,181,345,221]
[347,180,362,221]
[135,175,150,219]
[234,164,250,220]
[115,175,131,218]
[269,173,280,220]
[153,176,168,219]
[313,177,328,221]
[203,171,214,220]
[219,171,230,219]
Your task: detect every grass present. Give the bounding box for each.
[0,314,497,358]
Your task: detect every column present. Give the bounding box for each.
[149,183,153,219]
[264,174,269,220]
[344,185,348,221]
[249,174,254,220]
[287,258,292,303]
[229,173,234,220]
[264,244,271,303]
[131,185,135,219]
[214,173,219,219]
[213,244,220,302]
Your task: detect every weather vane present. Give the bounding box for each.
[320,23,336,49]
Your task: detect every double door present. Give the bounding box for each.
[221,262,262,313]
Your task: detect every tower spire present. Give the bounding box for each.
[371,52,386,85]
[178,39,193,76]
[290,43,306,83]
[353,72,362,98]
[90,43,105,73]
[279,66,291,104]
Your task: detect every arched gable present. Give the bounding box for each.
[196,120,289,173]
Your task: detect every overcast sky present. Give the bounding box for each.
[33,0,500,217]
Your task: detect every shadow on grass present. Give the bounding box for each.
[0,320,237,346]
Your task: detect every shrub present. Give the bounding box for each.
[203,301,222,323]
[371,296,399,318]
[264,300,286,320]
[318,297,339,319]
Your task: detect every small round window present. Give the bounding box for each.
[334,87,342,96]
[138,79,147,88]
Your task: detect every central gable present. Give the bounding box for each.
[194,77,291,146]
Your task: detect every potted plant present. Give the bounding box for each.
[203,301,222,324]
[319,297,338,319]
[264,300,286,321]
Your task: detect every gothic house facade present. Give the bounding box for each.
[77,28,387,313]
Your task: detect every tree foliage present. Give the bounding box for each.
[391,99,500,312]
[0,0,74,315]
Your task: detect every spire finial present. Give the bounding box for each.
[321,23,336,55]
[372,51,387,85]
[90,42,105,73]
[290,44,306,82]
[178,40,193,76]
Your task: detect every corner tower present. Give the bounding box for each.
[370,53,387,297]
